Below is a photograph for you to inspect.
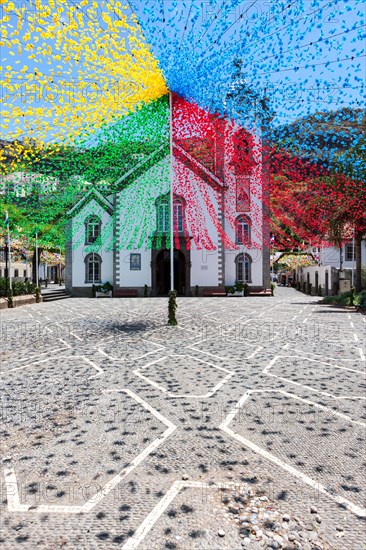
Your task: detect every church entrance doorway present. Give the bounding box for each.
[155,249,186,296]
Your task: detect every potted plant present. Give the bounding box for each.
[234,281,244,296]
[95,281,113,298]
[228,282,244,297]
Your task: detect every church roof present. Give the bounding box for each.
[67,187,113,217]
[173,143,226,191]
[112,142,169,191]
[110,136,227,192]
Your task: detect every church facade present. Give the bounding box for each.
[65,104,270,297]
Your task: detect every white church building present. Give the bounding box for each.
[65,98,270,297]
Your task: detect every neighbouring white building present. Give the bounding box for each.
[65,98,270,297]
[0,249,65,282]
[294,241,366,295]
[316,241,366,270]
[0,259,31,280]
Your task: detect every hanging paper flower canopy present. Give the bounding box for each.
[1,0,364,162]
[0,0,364,252]
[0,0,167,169]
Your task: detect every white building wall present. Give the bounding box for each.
[224,248,264,287]
[114,157,169,289]
[115,156,223,289]
[190,247,219,286]
[69,123,267,292]
[223,125,264,287]
[296,265,338,295]
[190,184,220,287]
[118,248,152,287]
[0,261,30,279]
[320,241,366,268]
[71,198,114,287]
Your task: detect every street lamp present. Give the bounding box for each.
[270,234,275,280]
[35,231,39,288]
[59,247,62,286]
[351,226,355,287]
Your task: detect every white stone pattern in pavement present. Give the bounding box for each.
[1,287,365,549]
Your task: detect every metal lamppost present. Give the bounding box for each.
[4,237,8,295]
[169,91,174,292]
[35,231,39,288]
[59,247,62,285]
[270,235,275,280]
[351,227,355,287]
[5,210,12,293]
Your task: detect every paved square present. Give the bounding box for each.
[1,288,365,548]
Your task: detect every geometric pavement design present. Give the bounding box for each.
[1,288,366,549]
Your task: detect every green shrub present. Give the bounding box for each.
[349,287,355,307]
[361,267,366,290]
[243,283,249,296]
[355,290,366,306]
[0,278,36,297]
[322,290,363,306]
[270,282,275,296]
[35,286,41,303]
[0,278,9,297]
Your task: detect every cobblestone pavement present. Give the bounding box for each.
[1,287,365,549]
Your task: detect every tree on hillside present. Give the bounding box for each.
[271,108,365,163]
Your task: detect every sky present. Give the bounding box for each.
[0,0,365,147]
[132,0,366,123]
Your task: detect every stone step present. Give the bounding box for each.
[42,291,71,302]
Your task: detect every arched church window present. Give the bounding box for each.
[235,253,252,283]
[85,216,101,244]
[84,253,102,283]
[156,196,185,233]
[236,215,251,245]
